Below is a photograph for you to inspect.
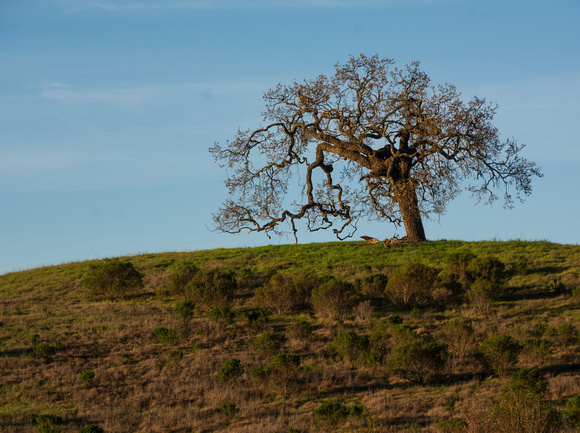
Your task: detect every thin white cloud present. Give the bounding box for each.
[51,0,443,12]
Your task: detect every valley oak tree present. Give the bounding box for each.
[210,54,542,242]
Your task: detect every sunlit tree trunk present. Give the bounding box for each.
[394,180,426,241]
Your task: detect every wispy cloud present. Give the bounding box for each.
[51,0,436,12]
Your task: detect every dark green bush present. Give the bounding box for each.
[36,415,63,433]
[522,338,552,364]
[166,260,199,296]
[266,353,302,396]
[565,394,580,425]
[386,314,403,324]
[80,369,95,388]
[256,273,316,314]
[287,320,312,341]
[239,308,269,330]
[386,337,448,383]
[218,358,244,383]
[493,368,560,433]
[78,425,104,433]
[220,401,240,417]
[185,268,237,309]
[313,401,364,426]
[82,259,143,300]
[479,334,522,376]
[174,300,196,321]
[153,327,180,345]
[368,323,391,360]
[207,306,235,327]
[466,256,507,299]
[311,278,357,320]
[248,331,286,357]
[29,334,57,360]
[385,263,438,308]
[357,273,389,298]
[328,330,370,365]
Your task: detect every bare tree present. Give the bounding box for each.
[210,54,541,242]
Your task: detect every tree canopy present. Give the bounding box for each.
[210,54,542,242]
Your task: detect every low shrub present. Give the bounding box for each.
[328,330,370,365]
[384,263,438,308]
[313,401,364,426]
[386,337,448,383]
[546,322,578,348]
[80,369,95,388]
[29,334,58,360]
[493,368,560,433]
[220,401,240,417]
[357,273,389,298]
[266,353,302,396]
[82,259,143,300]
[466,256,507,299]
[565,394,580,425]
[311,278,357,320]
[35,415,62,433]
[218,358,244,383]
[255,273,316,314]
[153,327,180,345]
[248,331,286,357]
[287,320,312,341]
[174,299,196,322]
[438,319,475,360]
[239,308,269,330]
[166,260,199,296]
[207,307,235,327]
[479,334,522,376]
[185,268,237,309]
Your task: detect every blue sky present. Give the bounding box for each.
[1,0,579,274]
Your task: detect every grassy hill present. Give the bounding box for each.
[0,240,579,432]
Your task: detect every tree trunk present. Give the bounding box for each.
[394,180,426,241]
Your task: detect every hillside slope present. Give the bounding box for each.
[0,240,579,432]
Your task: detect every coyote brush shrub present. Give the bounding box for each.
[82,259,143,300]
[255,273,315,314]
[166,260,199,296]
[218,358,244,383]
[185,268,237,309]
[493,368,560,433]
[387,337,449,383]
[479,334,522,376]
[328,330,370,365]
[248,331,286,357]
[311,278,356,320]
[385,263,438,308]
[313,401,364,426]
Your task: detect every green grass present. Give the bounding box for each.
[0,240,579,432]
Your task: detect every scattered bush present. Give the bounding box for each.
[153,327,180,345]
[207,307,235,327]
[522,338,552,365]
[368,323,391,360]
[287,320,312,341]
[564,394,580,425]
[479,334,522,376]
[35,415,63,433]
[386,314,403,324]
[546,322,578,348]
[386,337,448,383]
[80,369,95,388]
[239,308,269,330]
[218,358,244,383]
[438,319,475,360]
[357,273,389,298]
[311,278,357,320]
[174,299,196,321]
[248,331,286,357]
[466,256,507,299]
[167,349,184,362]
[313,401,364,426]
[328,330,370,365]
[29,334,58,360]
[255,273,316,314]
[493,368,560,433]
[385,263,438,308]
[166,260,199,296]
[82,259,143,300]
[220,401,240,417]
[266,353,302,396]
[185,268,237,309]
